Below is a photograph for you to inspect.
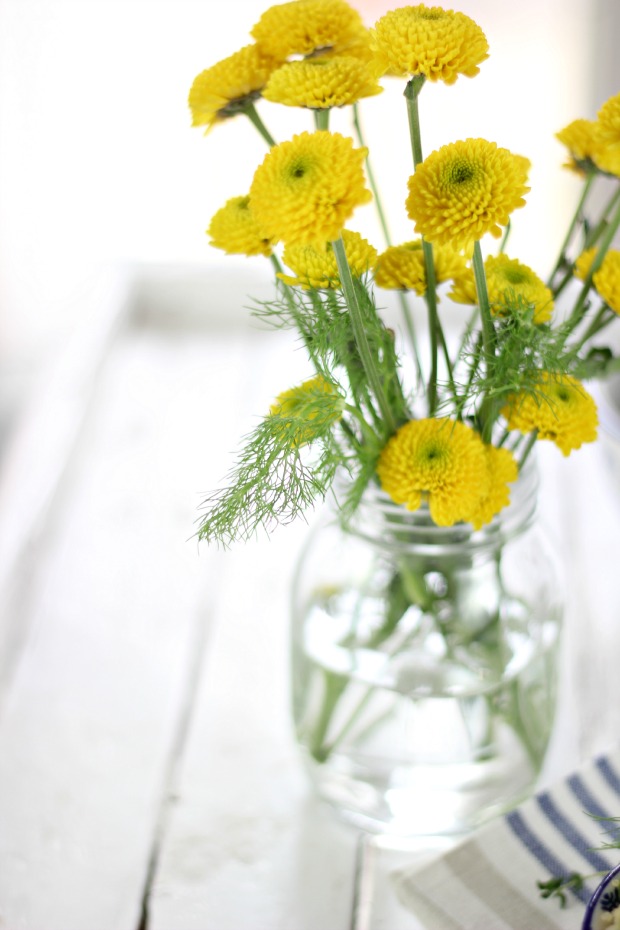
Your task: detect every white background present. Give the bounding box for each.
[0,0,618,435]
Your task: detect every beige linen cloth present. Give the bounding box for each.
[393,748,620,930]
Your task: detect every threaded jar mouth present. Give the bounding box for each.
[330,456,539,556]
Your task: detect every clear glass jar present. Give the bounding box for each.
[291,459,563,838]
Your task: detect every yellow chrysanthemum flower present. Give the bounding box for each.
[269,375,345,445]
[406,139,531,251]
[466,445,518,531]
[575,248,620,313]
[324,31,374,64]
[449,254,553,324]
[251,0,368,61]
[279,230,377,289]
[573,246,598,282]
[374,240,467,295]
[188,44,278,132]
[502,373,598,457]
[592,92,620,177]
[555,119,601,175]
[249,131,372,247]
[370,5,488,83]
[207,195,273,257]
[263,56,382,110]
[593,251,620,314]
[377,418,490,527]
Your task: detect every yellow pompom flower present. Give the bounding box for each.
[555,119,601,175]
[263,57,382,110]
[377,418,490,527]
[370,5,488,83]
[449,254,553,323]
[575,248,620,313]
[249,131,372,247]
[502,373,598,457]
[188,44,278,132]
[279,230,377,289]
[269,375,345,445]
[466,445,518,531]
[592,92,620,177]
[374,240,467,295]
[573,246,598,282]
[406,139,531,251]
[207,195,273,257]
[251,0,368,61]
[592,251,620,314]
[325,31,374,64]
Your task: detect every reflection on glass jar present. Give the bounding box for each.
[291,459,563,838]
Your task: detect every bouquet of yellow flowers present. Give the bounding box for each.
[188,0,620,837]
[190,0,620,548]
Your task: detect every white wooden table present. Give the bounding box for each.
[1,264,619,930]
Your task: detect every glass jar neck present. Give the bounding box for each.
[332,457,539,556]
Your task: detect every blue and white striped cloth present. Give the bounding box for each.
[394,750,620,929]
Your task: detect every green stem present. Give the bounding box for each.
[563,193,620,333]
[398,291,425,391]
[438,319,458,405]
[351,102,425,388]
[496,427,511,448]
[314,108,330,131]
[269,252,301,320]
[462,332,483,416]
[498,220,512,254]
[472,241,495,363]
[317,587,426,760]
[547,173,595,287]
[552,266,577,302]
[404,76,441,415]
[456,306,480,366]
[422,241,441,416]
[472,241,498,441]
[309,672,349,761]
[506,679,546,773]
[325,291,383,430]
[338,416,363,454]
[518,430,539,471]
[332,237,397,434]
[404,75,426,166]
[320,689,376,759]
[243,103,276,147]
[352,102,391,246]
[571,305,612,354]
[344,403,382,445]
[584,183,620,250]
[508,431,526,455]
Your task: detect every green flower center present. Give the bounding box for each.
[288,157,312,180]
[421,441,446,463]
[415,9,445,20]
[502,266,528,285]
[450,160,476,185]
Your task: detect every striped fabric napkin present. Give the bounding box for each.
[393,750,620,930]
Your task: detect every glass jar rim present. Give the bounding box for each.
[330,454,539,556]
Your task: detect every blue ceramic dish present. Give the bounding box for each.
[582,864,620,930]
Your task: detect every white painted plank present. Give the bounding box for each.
[148,405,620,930]
[146,310,361,930]
[3,261,617,930]
[555,438,620,760]
[0,322,277,930]
[148,526,361,930]
[0,270,132,698]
